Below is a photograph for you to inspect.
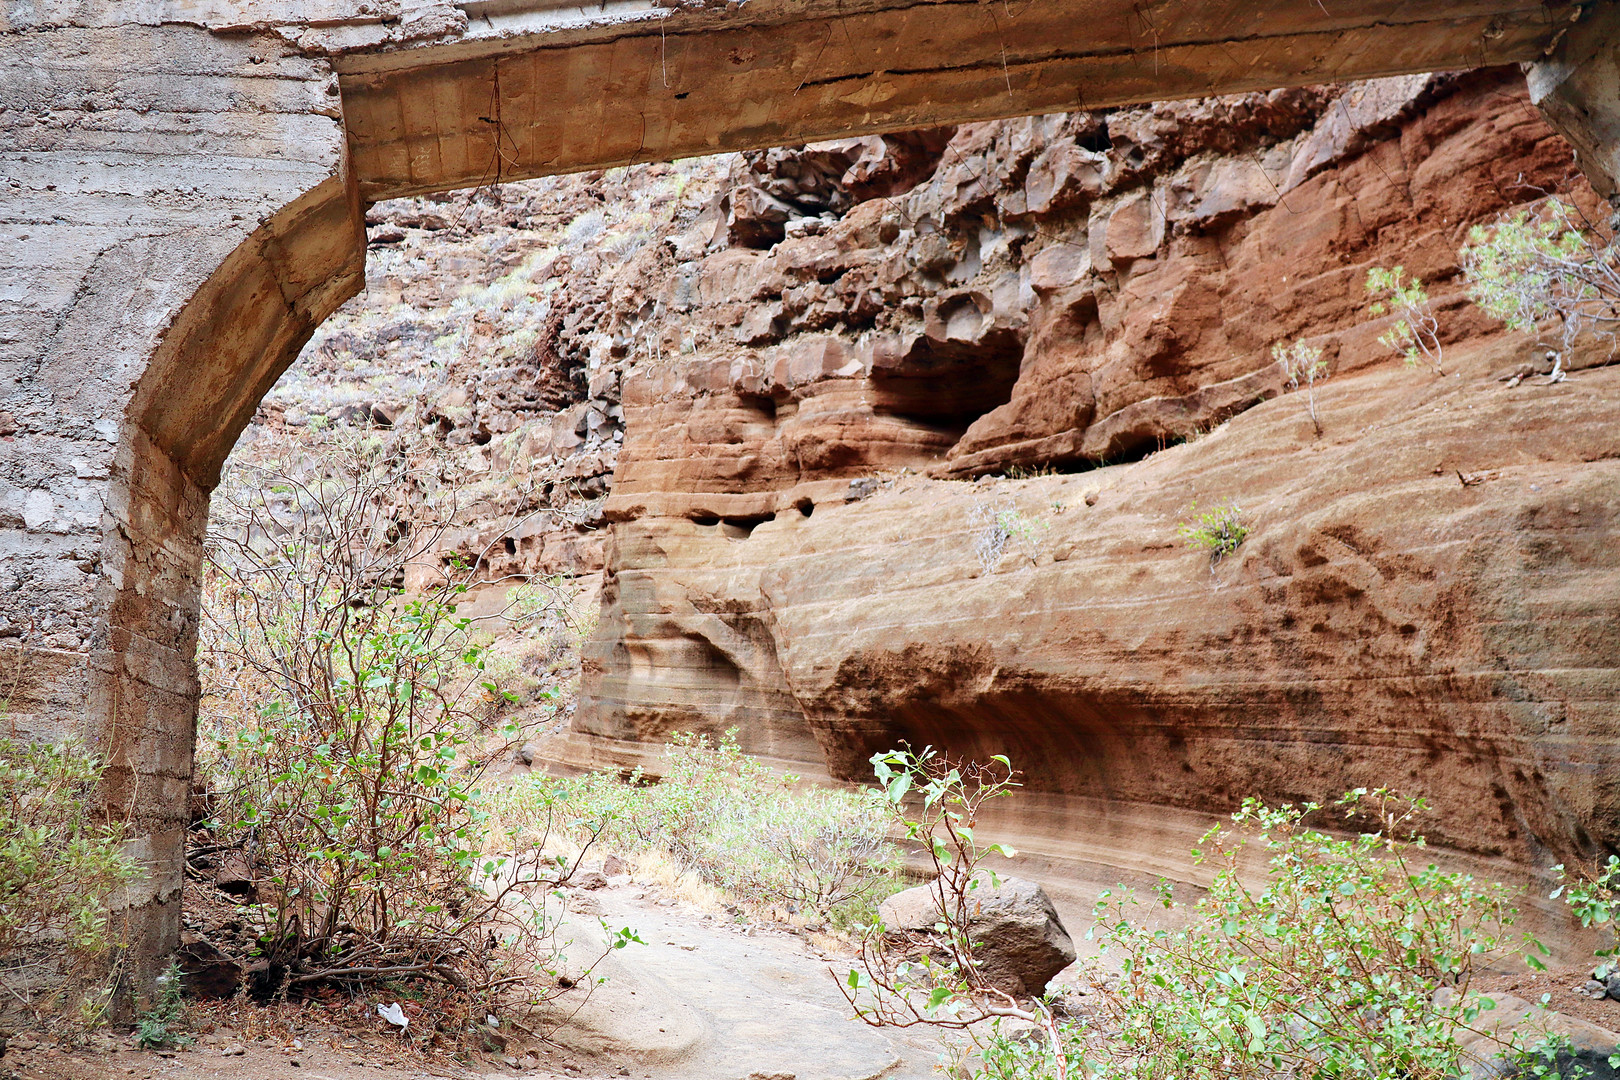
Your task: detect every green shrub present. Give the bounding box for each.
[134,963,189,1050]
[1175,500,1249,562]
[1552,857,1620,978]
[710,782,895,926]
[202,589,500,979]
[1071,791,1550,1080]
[0,737,138,959]
[836,758,1577,1080]
[1461,197,1620,378]
[198,439,610,1025]
[1366,265,1445,374]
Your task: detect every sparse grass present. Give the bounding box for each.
[623,850,733,915]
[971,503,1048,574]
[495,731,901,929]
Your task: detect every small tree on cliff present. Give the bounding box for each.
[1176,499,1249,563]
[1273,338,1329,436]
[1366,266,1444,375]
[1461,195,1620,380]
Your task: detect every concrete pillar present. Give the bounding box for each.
[0,17,360,1009]
[1528,4,1620,203]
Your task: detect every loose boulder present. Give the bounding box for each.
[1450,991,1620,1080]
[878,875,1075,997]
[176,932,242,1000]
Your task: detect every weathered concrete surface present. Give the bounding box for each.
[1,17,357,999]
[1529,3,1620,199]
[0,0,1614,996]
[334,0,1581,201]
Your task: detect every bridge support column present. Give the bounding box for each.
[0,18,360,1013]
[1528,5,1620,204]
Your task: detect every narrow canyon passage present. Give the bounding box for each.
[213,62,1620,957]
[7,0,1620,1058]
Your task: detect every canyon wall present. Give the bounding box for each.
[558,68,1620,892]
[7,0,1611,982]
[226,63,1620,931]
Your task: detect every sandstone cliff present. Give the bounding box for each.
[556,68,1620,895]
[255,66,1619,915]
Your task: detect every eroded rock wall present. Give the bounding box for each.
[243,160,741,589]
[571,68,1620,882]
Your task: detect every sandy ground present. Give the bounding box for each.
[537,885,941,1080]
[1,876,944,1080]
[10,869,1619,1080]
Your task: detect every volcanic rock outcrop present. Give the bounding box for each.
[557,66,1620,901]
[246,163,741,587]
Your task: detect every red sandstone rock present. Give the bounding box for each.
[568,69,1620,916]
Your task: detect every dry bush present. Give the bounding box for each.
[196,434,628,1037]
[1273,338,1329,436]
[837,749,1049,1044]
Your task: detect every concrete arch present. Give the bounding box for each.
[93,175,366,971]
[3,0,1616,996]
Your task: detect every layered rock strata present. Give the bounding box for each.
[570,68,1620,901]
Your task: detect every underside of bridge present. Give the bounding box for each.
[2,0,1620,1004]
[335,0,1588,200]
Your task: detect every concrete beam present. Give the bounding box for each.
[1528,3,1620,201]
[340,0,1581,200]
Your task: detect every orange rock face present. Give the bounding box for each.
[572,68,1620,900]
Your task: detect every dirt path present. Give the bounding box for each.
[1,879,944,1080]
[542,886,941,1080]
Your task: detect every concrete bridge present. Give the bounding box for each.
[2,0,1618,997]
